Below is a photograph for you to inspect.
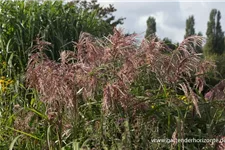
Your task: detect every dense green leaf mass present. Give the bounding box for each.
[184,15,195,39]
[0,0,124,72]
[204,9,224,55]
[145,16,156,39]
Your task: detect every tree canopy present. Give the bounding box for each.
[145,16,156,39]
[184,15,195,39]
[204,9,224,55]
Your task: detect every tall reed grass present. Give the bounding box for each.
[0,1,224,150]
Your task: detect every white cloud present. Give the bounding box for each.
[179,2,225,36]
[99,2,225,43]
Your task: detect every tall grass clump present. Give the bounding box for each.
[7,28,222,149]
[0,0,123,73]
[0,0,124,149]
[0,2,224,148]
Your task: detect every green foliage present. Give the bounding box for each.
[184,16,203,53]
[0,2,225,150]
[184,15,195,39]
[196,32,203,53]
[204,9,224,55]
[78,0,125,27]
[163,37,177,50]
[0,1,124,149]
[145,16,156,39]
[203,9,225,88]
[207,53,225,80]
[0,0,123,73]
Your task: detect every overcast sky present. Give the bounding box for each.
[99,1,225,43]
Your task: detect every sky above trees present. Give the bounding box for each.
[99,1,225,42]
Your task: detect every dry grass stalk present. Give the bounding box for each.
[26,29,213,116]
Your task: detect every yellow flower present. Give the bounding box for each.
[188,105,193,110]
[0,77,14,93]
[181,96,187,101]
[9,80,14,84]
[176,94,189,104]
[151,105,155,109]
[0,84,6,92]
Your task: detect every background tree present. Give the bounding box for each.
[79,0,125,30]
[197,32,203,37]
[196,32,203,53]
[204,9,224,55]
[184,15,195,39]
[145,16,156,39]
[184,16,203,53]
[163,37,177,50]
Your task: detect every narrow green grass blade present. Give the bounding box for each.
[9,134,23,150]
[47,125,52,150]
[26,108,48,120]
[72,140,79,150]
[7,126,42,141]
